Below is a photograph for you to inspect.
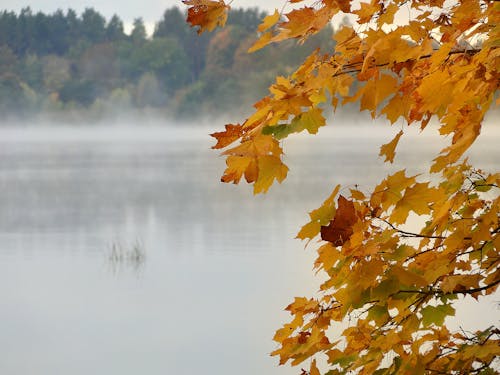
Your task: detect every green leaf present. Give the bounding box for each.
[371,278,400,300]
[300,108,326,134]
[392,356,402,372]
[475,184,492,192]
[389,244,414,261]
[352,288,372,309]
[367,304,389,325]
[421,304,455,327]
[478,368,496,375]
[439,293,458,303]
[330,354,357,367]
[325,370,343,375]
[262,124,294,139]
[261,108,325,140]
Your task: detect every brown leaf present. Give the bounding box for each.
[321,195,357,246]
[297,331,311,344]
[183,0,229,34]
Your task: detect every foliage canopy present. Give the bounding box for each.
[184,0,499,373]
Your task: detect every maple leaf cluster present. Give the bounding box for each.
[185,0,500,373]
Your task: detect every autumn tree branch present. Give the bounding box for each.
[398,278,500,296]
[328,48,494,79]
[376,218,446,239]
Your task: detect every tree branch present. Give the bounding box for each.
[329,48,487,78]
[398,278,500,296]
[377,218,446,239]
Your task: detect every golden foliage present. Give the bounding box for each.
[185,0,500,372]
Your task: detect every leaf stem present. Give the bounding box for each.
[377,218,446,239]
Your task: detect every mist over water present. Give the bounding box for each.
[0,118,498,375]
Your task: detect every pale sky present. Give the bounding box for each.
[0,0,285,34]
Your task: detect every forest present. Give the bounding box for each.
[0,6,334,121]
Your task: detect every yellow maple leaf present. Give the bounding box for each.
[350,188,366,200]
[416,69,454,114]
[278,6,333,41]
[390,183,442,224]
[427,198,453,233]
[379,130,403,163]
[254,155,288,194]
[377,2,399,26]
[314,243,343,270]
[222,134,282,158]
[277,7,316,39]
[244,158,258,183]
[381,93,410,124]
[359,74,398,116]
[391,265,428,288]
[334,26,357,47]
[371,170,416,210]
[296,221,322,241]
[248,31,273,53]
[441,274,482,293]
[300,108,326,134]
[221,156,253,184]
[257,9,280,32]
[354,1,379,23]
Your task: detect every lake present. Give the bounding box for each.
[0,119,498,374]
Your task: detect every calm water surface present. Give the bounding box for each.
[0,122,498,374]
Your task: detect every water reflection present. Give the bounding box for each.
[107,240,147,276]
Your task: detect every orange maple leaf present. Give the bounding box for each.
[210,124,243,149]
[183,0,229,34]
[320,195,358,246]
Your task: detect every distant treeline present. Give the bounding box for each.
[0,7,335,121]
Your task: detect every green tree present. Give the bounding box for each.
[0,11,18,51]
[106,14,125,41]
[46,10,72,55]
[155,7,215,82]
[80,8,106,44]
[15,7,33,55]
[154,7,189,41]
[130,17,147,44]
